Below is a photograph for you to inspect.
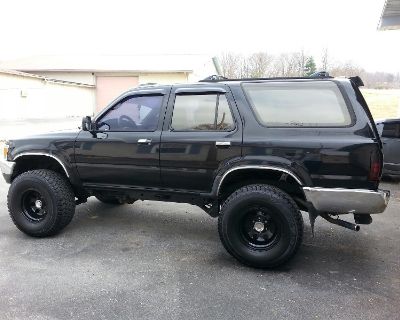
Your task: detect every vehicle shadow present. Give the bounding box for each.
[71,200,390,278]
[71,199,217,241]
[7,198,396,301]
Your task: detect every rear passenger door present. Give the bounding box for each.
[160,86,242,192]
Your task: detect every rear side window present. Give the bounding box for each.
[171,94,235,131]
[242,81,352,127]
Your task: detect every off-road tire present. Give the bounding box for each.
[7,169,76,237]
[218,184,303,268]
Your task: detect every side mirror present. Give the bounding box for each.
[82,116,94,131]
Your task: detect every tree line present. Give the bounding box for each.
[218,50,400,89]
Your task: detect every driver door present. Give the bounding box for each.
[74,90,169,188]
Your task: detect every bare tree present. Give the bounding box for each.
[239,55,251,78]
[247,52,273,78]
[220,52,273,78]
[296,50,307,76]
[321,48,329,71]
[271,53,291,77]
[272,52,305,77]
[218,51,399,88]
[219,52,242,78]
[329,61,364,77]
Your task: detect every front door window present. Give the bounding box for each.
[97,95,163,132]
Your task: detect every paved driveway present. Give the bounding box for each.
[0,178,399,320]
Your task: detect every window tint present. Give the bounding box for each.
[382,123,399,138]
[217,96,235,130]
[242,81,352,127]
[171,94,235,131]
[97,95,163,131]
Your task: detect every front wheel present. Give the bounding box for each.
[218,184,303,268]
[7,169,76,237]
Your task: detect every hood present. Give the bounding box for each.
[7,129,81,160]
[8,129,80,143]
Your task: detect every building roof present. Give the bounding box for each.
[0,69,95,87]
[0,69,44,79]
[379,0,400,30]
[0,54,212,73]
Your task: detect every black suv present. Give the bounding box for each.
[0,76,390,268]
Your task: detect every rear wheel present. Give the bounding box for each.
[218,184,303,268]
[7,169,76,237]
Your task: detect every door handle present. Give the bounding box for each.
[96,132,108,139]
[138,138,152,145]
[216,141,231,147]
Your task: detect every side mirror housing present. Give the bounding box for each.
[82,116,94,131]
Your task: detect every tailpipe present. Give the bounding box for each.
[320,213,360,232]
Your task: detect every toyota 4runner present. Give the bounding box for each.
[0,75,390,268]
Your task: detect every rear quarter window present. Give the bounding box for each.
[242,81,352,127]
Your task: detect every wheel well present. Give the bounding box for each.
[218,169,306,207]
[12,155,68,181]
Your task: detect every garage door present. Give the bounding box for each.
[96,76,138,113]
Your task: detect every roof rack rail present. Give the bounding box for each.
[199,72,333,83]
[138,82,159,87]
[199,75,228,82]
[309,71,330,78]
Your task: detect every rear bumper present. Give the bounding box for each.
[0,159,15,183]
[303,187,390,214]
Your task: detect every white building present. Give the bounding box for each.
[0,54,217,120]
[378,0,400,30]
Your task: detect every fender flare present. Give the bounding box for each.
[215,165,304,195]
[13,152,70,178]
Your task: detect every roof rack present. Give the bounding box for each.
[309,71,330,78]
[199,72,333,83]
[138,82,159,87]
[199,75,228,81]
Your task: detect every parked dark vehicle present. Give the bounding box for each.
[376,118,400,179]
[0,75,390,268]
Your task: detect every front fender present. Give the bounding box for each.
[6,131,83,191]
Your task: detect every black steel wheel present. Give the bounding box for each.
[21,189,48,222]
[218,184,303,268]
[7,169,76,237]
[240,206,282,249]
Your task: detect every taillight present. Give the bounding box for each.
[368,162,381,181]
[368,149,382,182]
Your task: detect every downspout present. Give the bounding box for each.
[212,56,223,76]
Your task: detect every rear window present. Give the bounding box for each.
[242,81,352,127]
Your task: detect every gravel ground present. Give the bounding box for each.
[0,178,399,320]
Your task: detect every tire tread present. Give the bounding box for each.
[218,184,303,268]
[7,169,75,237]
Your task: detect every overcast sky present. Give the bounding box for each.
[1,0,399,73]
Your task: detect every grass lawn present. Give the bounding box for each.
[361,88,400,120]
